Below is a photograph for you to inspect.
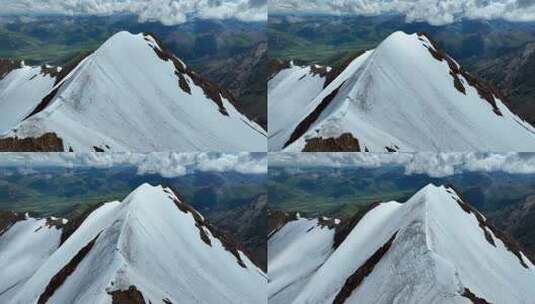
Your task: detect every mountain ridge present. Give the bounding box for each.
[269,31,535,152]
[268,184,535,304]
[1,183,266,304]
[0,31,266,152]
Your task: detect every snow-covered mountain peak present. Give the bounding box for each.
[373,30,417,50]
[4,184,266,304]
[270,184,535,304]
[270,30,535,152]
[0,31,266,152]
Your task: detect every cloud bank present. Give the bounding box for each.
[269,153,535,177]
[270,0,535,25]
[0,152,267,177]
[0,0,267,25]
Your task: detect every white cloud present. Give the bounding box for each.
[269,153,535,177]
[269,0,535,26]
[0,0,267,25]
[0,152,267,177]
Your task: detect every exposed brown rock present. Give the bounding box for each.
[0,59,23,79]
[24,87,60,120]
[310,64,329,78]
[447,184,529,269]
[284,83,345,148]
[164,187,255,269]
[210,194,267,271]
[198,41,268,129]
[53,51,93,86]
[38,233,101,304]
[109,286,146,304]
[0,211,25,237]
[303,133,360,152]
[268,59,291,80]
[175,71,191,94]
[45,217,66,230]
[93,146,105,152]
[333,231,398,304]
[268,209,299,238]
[60,202,106,245]
[317,217,338,229]
[462,287,492,304]
[473,42,535,125]
[24,51,92,120]
[143,32,236,117]
[0,133,64,152]
[40,65,61,79]
[187,71,231,116]
[450,71,466,95]
[488,195,535,263]
[333,202,381,249]
[417,32,504,116]
[324,51,366,89]
[385,146,398,152]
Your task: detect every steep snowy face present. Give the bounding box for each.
[0,212,65,302]
[270,31,535,152]
[0,63,58,134]
[268,62,330,149]
[270,184,535,304]
[7,184,266,304]
[268,215,338,304]
[0,31,266,152]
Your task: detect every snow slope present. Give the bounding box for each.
[268,217,337,304]
[269,31,535,152]
[269,184,535,304]
[268,63,329,147]
[0,31,266,152]
[5,184,266,304]
[0,65,58,134]
[0,214,64,302]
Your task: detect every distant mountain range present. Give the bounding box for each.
[269,31,535,152]
[269,184,535,304]
[0,31,266,152]
[0,183,266,304]
[473,42,535,125]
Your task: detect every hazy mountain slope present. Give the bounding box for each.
[269,184,535,304]
[0,31,266,152]
[474,42,535,126]
[2,184,266,304]
[489,194,535,263]
[201,41,268,129]
[269,31,535,152]
[209,194,268,271]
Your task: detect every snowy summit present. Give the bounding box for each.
[0,183,266,304]
[0,31,266,152]
[269,31,535,152]
[268,184,535,304]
